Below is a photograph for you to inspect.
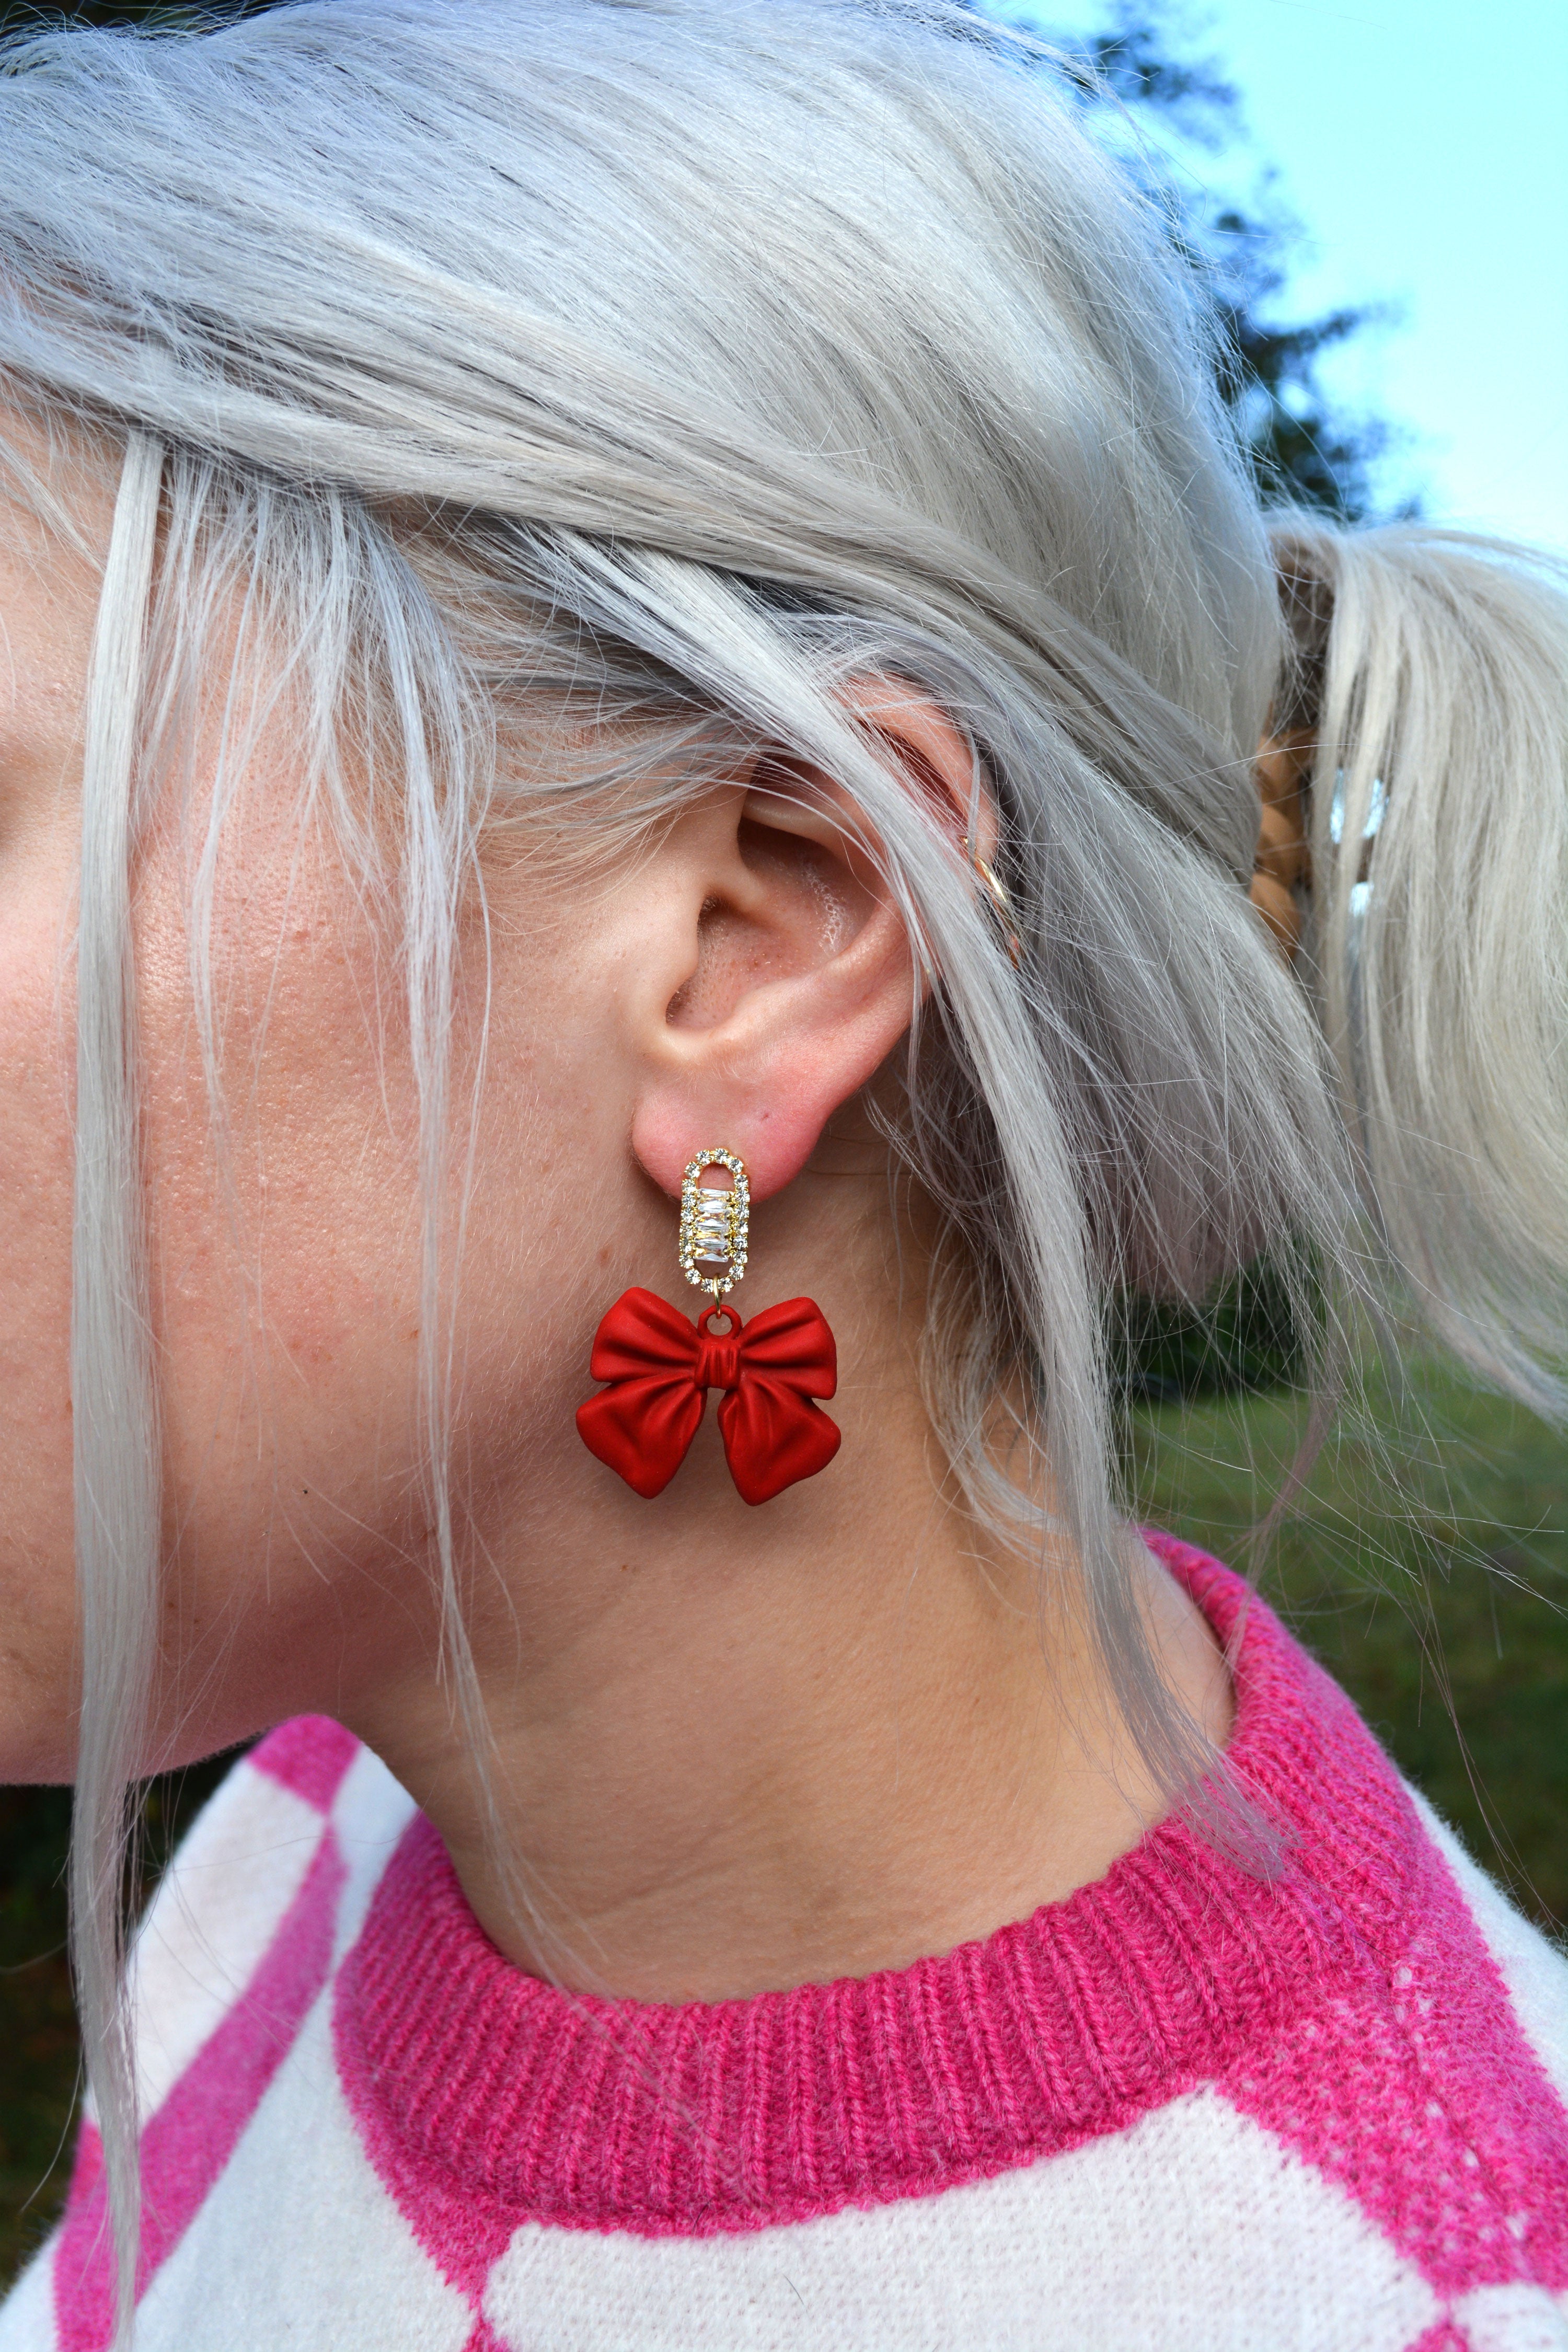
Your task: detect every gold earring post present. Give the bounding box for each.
[963,837,1024,970]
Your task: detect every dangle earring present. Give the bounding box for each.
[576,1150,840,1505]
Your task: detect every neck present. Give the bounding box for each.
[354,1408,1230,2004]
[349,1148,1232,2003]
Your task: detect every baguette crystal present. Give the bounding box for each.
[677,1148,750,1299]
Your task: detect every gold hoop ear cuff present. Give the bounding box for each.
[963,836,1024,970]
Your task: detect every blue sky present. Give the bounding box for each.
[1196,0,1567,550]
[1024,0,1568,550]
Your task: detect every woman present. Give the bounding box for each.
[0,2,1563,2345]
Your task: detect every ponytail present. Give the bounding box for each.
[1274,521,1568,1418]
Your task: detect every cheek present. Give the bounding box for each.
[136,872,630,1757]
[140,905,440,1754]
[0,806,651,1775]
[0,883,80,1773]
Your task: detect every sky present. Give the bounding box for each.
[1156,0,1568,549]
[62,4,1568,551]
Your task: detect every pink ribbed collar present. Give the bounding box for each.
[334,1537,1417,2237]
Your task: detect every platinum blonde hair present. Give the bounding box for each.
[0,0,1562,2329]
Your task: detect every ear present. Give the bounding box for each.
[629,679,980,1202]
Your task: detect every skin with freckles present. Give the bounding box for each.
[0,412,1231,2004]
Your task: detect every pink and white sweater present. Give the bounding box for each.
[3,1537,1567,2351]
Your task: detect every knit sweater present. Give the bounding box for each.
[3,1537,1566,2352]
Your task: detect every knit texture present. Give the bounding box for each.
[3,1537,1566,2351]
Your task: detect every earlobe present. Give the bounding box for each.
[630,913,915,1203]
[629,678,984,1204]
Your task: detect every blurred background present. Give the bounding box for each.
[1,0,1564,2291]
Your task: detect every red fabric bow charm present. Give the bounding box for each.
[576,1287,840,1505]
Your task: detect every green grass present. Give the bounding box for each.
[1126,1348,1568,1933]
[2,1355,1564,2289]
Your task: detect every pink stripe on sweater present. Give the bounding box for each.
[53,1821,345,2350]
[459,2324,510,2352]
[249,1713,361,1816]
[1158,1537,1568,2302]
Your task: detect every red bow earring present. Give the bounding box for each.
[576,1149,840,1505]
